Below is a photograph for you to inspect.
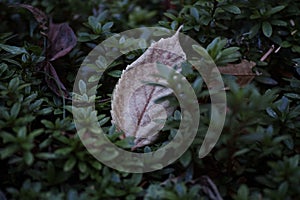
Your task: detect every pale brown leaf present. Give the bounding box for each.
[218,59,257,86]
[111,27,186,149]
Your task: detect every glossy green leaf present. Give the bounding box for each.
[190,7,199,21]
[8,77,20,91]
[79,79,87,95]
[222,5,241,14]
[35,152,58,159]
[10,102,21,118]
[271,20,287,26]
[0,144,19,159]
[64,156,77,171]
[262,21,273,37]
[107,70,122,78]
[266,107,278,118]
[0,44,27,55]
[266,5,286,16]
[0,131,16,143]
[102,22,114,31]
[237,184,249,200]
[24,151,34,165]
[255,76,278,85]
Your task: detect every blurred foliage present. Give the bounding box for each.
[0,0,300,199]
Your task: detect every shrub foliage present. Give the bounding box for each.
[0,0,300,199]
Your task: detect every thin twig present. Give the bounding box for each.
[260,45,275,62]
[200,176,223,200]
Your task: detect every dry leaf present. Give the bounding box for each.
[111,27,186,149]
[218,59,257,86]
[11,4,76,98]
[43,62,69,98]
[44,21,76,97]
[48,21,77,61]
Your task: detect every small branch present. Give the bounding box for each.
[260,45,275,62]
[200,176,223,200]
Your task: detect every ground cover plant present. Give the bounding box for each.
[0,0,300,199]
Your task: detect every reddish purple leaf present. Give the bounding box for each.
[48,21,77,61]
[12,4,74,98]
[44,62,69,98]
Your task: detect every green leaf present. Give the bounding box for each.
[206,37,220,53]
[8,77,20,91]
[164,13,177,20]
[221,47,240,57]
[0,132,16,143]
[277,96,289,113]
[171,20,178,30]
[88,16,100,30]
[96,56,107,68]
[222,5,241,14]
[10,102,21,118]
[192,45,209,59]
[108,70,122,78]
[278,182,288,196]
[266,5,286,16]
[0,44,27,55]
[29,129,44,138]
[16,126,27,138]
[78,161,87,173]
[237,184,249,200]
[292,45,300,53]
[262,21,272,37]
[190,7,199,21]
[281,41,292,48]
[98,147,119,161]
[266,107,278,118]
[233,148,250,157]
[283,138,294,150]
[90,160,102,170]
[37,107,53,115]
[249,23,261,38]
[77,32,100,42]
[35,152,57,159]
[88,74,100,83]
[285,93,300,100]
[64,156,77,171]
[115,137,134,149]
[0,63,8,76]
[0,144,19,159]
[29,99,43,111]
[102,22,114,31]
[179,150,192,167]
[271,20,287,26]
[79,79,87,95]
[206,37,227,59]
[41,119,54,129]
[175,183,187,197]
[255,76,278,85]
[55,147,73,155]
[24,151,34,165]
